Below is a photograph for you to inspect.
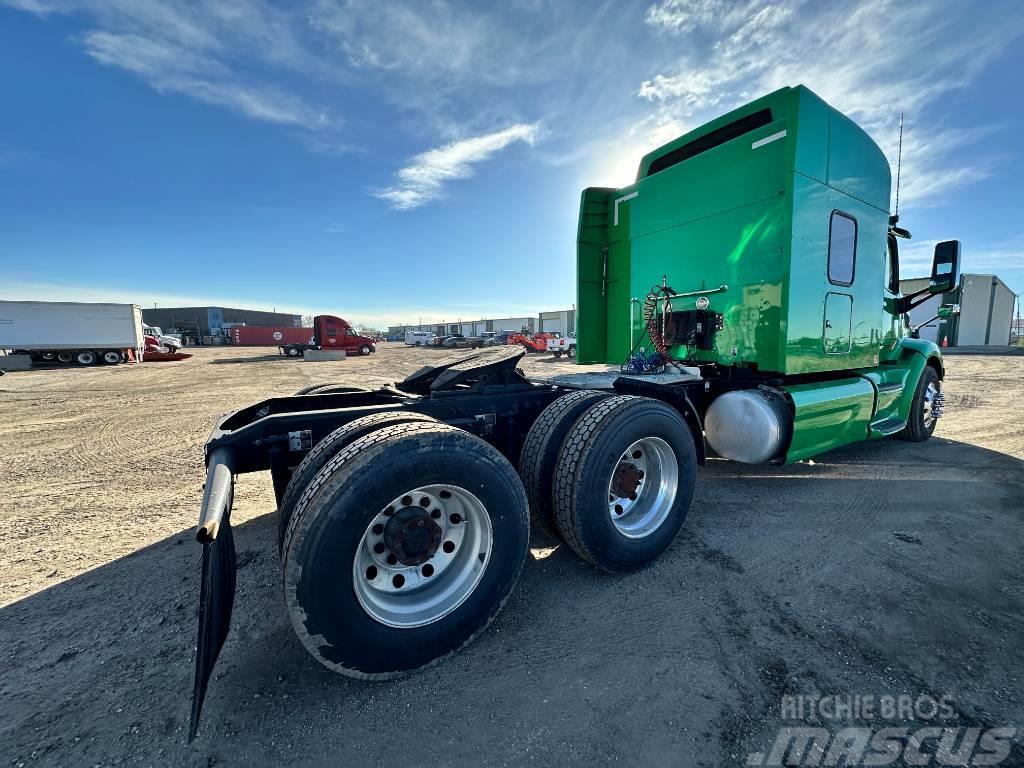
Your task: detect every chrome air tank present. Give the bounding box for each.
[704,389,793,464]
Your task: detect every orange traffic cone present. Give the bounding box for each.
[941,335,948,348]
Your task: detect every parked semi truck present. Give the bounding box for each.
[187,85,958,737]
[277,314,377,357]
[0,301,145,365]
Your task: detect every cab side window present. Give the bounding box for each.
[828,211,857,287]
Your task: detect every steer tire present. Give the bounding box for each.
[282,421,529,679]
[518,390,608,540]
[277,411,438,552]
[552,395,696,573]
[285,346,302,357]
[360,344,372,356]
[899,366,941,442]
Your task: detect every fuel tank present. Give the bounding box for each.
[704,389,792,464]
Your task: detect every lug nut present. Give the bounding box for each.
[401,496,412,506]
[365,566,377,580]
[422,564,434,577]
[419,497,430,507]
[632,450,642,459]
[374,542,386,554]
[440,490,452,499]
[449,513,462,525]
[392,574,405,588]
[431,508,442,519]
[372,523,384,535]
[442,541,455,554]
[387,554,398,565]
[614,504,624,515]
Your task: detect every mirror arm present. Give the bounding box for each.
[895,285,933,315]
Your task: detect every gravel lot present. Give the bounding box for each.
[2,344,1022,767]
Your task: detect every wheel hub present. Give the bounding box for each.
[611,462,642,499]
[384,508,442,565]
[607,437,678,539]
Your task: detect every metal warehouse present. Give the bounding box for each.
[900,273,1015,346]
[141,306,302,337]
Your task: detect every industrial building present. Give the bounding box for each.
[141,306,301,337]
[901,273,1015,346]
[388,310,575,340]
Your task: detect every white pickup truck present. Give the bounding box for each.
[547,332,576,358]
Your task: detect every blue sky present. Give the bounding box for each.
[1,0,1022,328]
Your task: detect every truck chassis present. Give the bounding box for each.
[189,346,717,736]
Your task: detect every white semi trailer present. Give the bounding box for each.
[0,301,146,366]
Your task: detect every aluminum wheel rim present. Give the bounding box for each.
[608,437,678,539]
[353,484,493,628]
[922,381,939,427]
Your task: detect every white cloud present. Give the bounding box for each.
[82,31,328,127]
[6,0,337,134]
[645,0,757,36]
[901,237,1024,287]
[374,124,543,210]
[635,0,1023,209]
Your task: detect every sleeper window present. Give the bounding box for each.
[828,211,857,286]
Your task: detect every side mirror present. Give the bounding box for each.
[929,240,961,294]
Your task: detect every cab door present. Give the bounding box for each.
[823,211,856,355]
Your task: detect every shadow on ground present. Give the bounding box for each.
[2,438,1022,767]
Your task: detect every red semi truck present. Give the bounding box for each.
[277,315,376,358]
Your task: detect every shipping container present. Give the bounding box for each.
[232,326,314,346]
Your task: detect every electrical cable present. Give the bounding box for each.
[620,281,688,375]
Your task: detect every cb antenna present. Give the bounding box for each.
[894,112,904,219]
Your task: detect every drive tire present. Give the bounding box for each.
[101,350,122,365]
[75,350,98,366]
[57,351,73,364]
[900,366,941,442]
[519,390,608,540]
[285,346,302,357]
[282,421,529,679]
[292,382,367,396]
[277,411,438,552]
[552,395,696,573]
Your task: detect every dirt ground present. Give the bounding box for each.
[1,344,1022,767]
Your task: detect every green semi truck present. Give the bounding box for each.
[187,85,959,737]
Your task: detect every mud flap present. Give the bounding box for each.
[189,449,237,741]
